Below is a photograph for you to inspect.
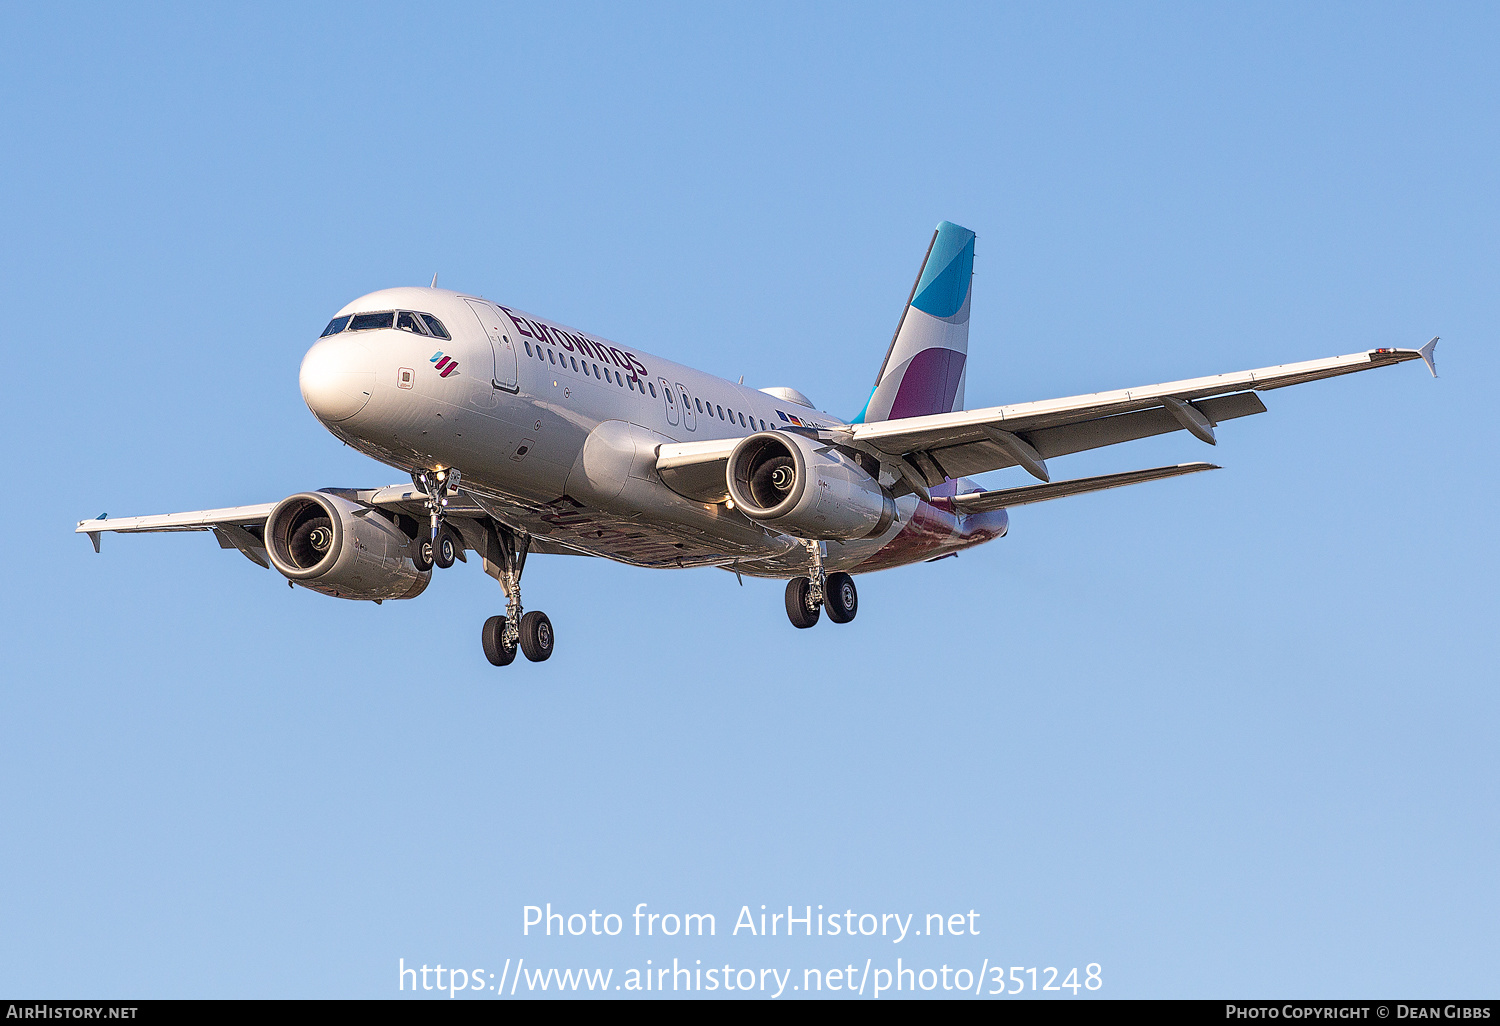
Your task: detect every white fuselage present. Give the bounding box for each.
[299,287,1006,576]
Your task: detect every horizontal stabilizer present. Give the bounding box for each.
[951,462,1218,513]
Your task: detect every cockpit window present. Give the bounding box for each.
[420,314,451,340]
[320,315,351,337]
[348,311,395,331]
[396,311,429,335]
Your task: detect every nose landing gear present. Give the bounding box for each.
[410,468,462,571]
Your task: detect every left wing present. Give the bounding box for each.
[849,340,1437,488]
[653,340,1437,501]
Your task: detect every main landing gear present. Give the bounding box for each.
[480,521,554,667]
[784,540,858,629]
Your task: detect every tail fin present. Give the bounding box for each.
[853,220,975,423]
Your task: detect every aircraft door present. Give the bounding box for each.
[659,376,678,425]
[677,383,697,431]
[463,299,520,395]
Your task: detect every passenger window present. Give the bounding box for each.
[348,311,394,331]
[592,364,600,378]
[616,371,624,386]
[717,405,724,419]
[695,398,703,413]
[396,311,428,334]
[524,341,533,357]
[649,383,657,398]
[548,350,556,364]
[739,412,746,427]
[570,357,578,371]
[320,315,351,337]
[419,314,451,339]
[666,390,675,404]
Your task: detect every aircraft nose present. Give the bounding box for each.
[300,337,376,422]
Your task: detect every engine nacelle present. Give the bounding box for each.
[264,492,430,601]
[726,431,897,540]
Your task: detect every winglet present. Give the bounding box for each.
[85,513,106,553]
[1418,336,1439,377]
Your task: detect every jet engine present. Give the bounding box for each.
[264,492,430,601]
[725,431,897,540]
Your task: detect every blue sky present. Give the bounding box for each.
[2,1,1496,999]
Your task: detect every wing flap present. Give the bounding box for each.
[1027,390,1265,460]
[952,462,1219,513]
[915,392,1265,479]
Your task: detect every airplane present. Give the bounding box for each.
[77,221,1438,667]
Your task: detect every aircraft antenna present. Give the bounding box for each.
[431,273,438,288]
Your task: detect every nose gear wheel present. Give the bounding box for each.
[433,526,458,569]
[411,535,434,571]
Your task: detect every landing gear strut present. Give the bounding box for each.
[784,540,858,628]
[481,521,554,666]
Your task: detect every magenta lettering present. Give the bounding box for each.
[498,307,534,338]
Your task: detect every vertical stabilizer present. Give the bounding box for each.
[853,221,975,423]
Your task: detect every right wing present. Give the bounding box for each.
[75,487,586,567]
[77,503,278,564]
